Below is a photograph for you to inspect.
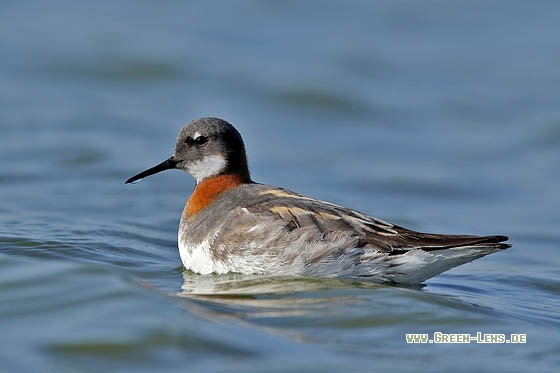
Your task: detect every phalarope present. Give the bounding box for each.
[126,117,510,284]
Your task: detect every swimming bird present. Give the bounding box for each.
[126,117,510,284]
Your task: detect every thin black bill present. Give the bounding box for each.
[125,156,178,184]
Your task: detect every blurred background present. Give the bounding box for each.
[1,1,559,371]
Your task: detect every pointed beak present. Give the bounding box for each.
[125,156,178,184]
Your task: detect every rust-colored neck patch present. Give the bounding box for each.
[183,174,246,221]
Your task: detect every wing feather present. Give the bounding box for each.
[248,187,510,254]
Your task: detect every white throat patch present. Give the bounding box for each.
[186,155,227,183]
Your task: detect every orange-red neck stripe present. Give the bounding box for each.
[183,174,246,220]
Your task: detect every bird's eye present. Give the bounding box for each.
[194,136,208,146]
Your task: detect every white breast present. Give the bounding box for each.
[178,233,229,275]
[177,229,281,275]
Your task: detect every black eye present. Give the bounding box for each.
[194,136,208,146]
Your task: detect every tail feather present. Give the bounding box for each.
[421,234,511,251]
[389,232,511,254]
[385,234,510,284]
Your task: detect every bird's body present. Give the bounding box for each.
[126,117,510,285]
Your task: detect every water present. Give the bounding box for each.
[1,1,559,371]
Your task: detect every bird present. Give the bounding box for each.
[126,117,510,284]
